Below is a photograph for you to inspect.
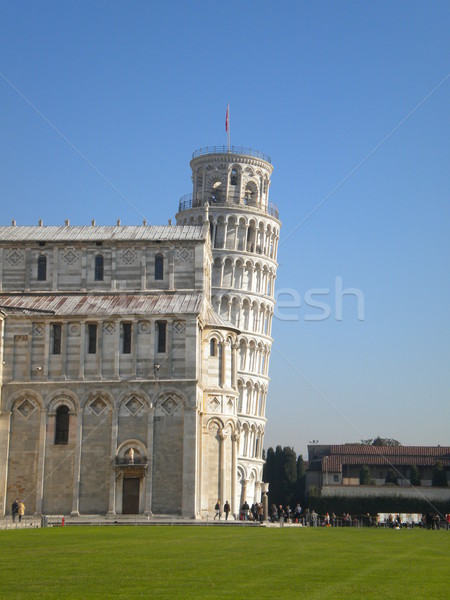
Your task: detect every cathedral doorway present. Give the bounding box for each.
[122,478,140,514]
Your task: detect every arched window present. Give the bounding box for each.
[210,338,217,356]
[37,255,47,281]
[155,254,164,280]
[95,254,104,281]
[230,168,238,186]
[55,405,70,445]
[156,321,166,353]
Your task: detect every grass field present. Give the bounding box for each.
[0,526,448,599]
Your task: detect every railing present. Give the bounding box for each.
[115,457,148,466]
[192,146,272,164]
[178,194,279,220]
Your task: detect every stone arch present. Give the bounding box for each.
[7,389,44,413]
[116,438,148,462]
[222,258,233,289]
[118,392,150,416]
[82,389,115,411]
[47,389,80,414]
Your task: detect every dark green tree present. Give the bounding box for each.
[359,465,372,485]
[409,465,420,486]
[432,460,448,487]
[385,469,398,485]
[281,446,297,506]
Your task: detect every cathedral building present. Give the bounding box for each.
[0,147,280,518]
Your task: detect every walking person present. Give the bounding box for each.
[18,500,25,523]
[11,499,19,523]
[214,500,221,520]
[223,501,231,520]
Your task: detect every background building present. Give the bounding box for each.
[306,444,450,503]
[0,147,280,518]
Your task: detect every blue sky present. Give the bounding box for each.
[1,1,449,456]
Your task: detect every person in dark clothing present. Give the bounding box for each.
[11,499,19,523]
[224,501,231,520]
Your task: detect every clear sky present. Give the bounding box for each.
[1,1,449,457]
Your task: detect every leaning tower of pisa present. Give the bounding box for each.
[176,146,280,507]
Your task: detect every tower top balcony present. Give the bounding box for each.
[192,146,272,164]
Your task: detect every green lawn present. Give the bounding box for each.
[0,526,448,599]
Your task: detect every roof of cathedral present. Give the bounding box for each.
[202,305,240,333]
[0,292,203,316]
[0,225,207,243]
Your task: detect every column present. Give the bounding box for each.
[231,343,238,389]
[131,321,137,378]
[240,478,248,510]
[144,404,154,516]
[35,408,47,515]
[62,322,68,379]
[43,323,50,380]
[71,408,83,516]
[0,412,11,516]
[140,250,146,290]
[220,342,226,388]
[113,320,120,379]
[219,428,227,508]
[111,247,117,290]
[231,432,238,517]
[52,247,58,290]
[168,251,175,290]
[78,321,85,380]
[96,319,103,378]
[107,407,118,516]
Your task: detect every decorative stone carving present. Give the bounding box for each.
[6,249,23,265]
[124,396,143,416]
[89,397,108,416]
[104,322,116,335]
[69,323,80,336]
[62,247,79,265]
[137,321,150,334]
[173,321,185,334]
[160,395,179,415]
[33,323,45,337]
[208,397,220,412]
[177,247,192,262]
[17,399,36,418]
[121,249,137,265]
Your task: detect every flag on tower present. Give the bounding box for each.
[225,104,229,132]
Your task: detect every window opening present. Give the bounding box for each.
[155,254,164,280]
[88,324,97,354]
[156,321,166,353]
[210,338,217,356]
[55,405,69,445]
[52,324,62,355]
[37,255,47,281]
[123,323,132,354]
[95,254,104,281]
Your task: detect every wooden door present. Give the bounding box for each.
[122,478,140,514]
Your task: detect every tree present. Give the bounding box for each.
[409,465,420,486]
[361,437,401,447]
[385,469,398,485]
[281,446,297,506]
[432,460,448,487]
[359,465,372,485]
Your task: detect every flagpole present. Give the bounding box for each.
[226,103,230,153]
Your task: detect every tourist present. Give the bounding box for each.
[18,500,25,523]
[293,503,302,523]
[242,500,250,521]
[214,500,221,520]
[11,499,18,523]
[223,500,230,520]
